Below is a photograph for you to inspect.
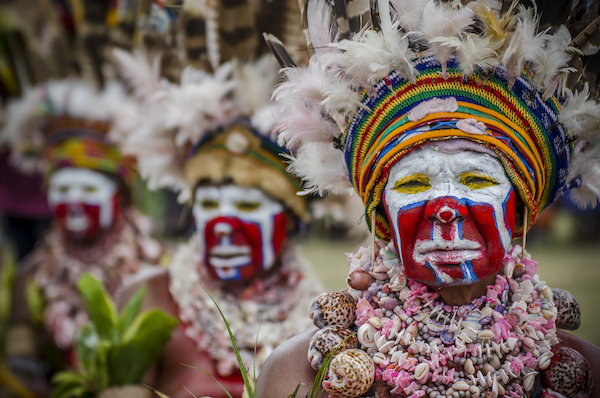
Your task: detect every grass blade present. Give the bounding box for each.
[180,363,235,398]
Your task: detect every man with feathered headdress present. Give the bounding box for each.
[258,1,600,397]
[112,1,323,396]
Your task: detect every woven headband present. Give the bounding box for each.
[342,56,571,239]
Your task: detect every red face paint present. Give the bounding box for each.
[53,194,120,241]
[390,192,516,286]
[383,145,517,287]
[202,212,286,282]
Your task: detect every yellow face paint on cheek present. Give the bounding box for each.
[393,173,431,194]
[459,172,499,190]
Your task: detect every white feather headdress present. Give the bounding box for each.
[274,0,600,218]
[1,78,137,175]
[113,50,282,203]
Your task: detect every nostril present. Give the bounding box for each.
[434,206,458,224]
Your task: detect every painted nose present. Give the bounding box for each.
[214,222,233,237]
[425,197,465,224]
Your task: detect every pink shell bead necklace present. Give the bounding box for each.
[310,240,560,398]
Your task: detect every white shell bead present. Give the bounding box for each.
[414,362,429,382]
[465,358,475,374]
[478,329,494,340]
[523,371,538,391]
[452,381,469,391]
[373,352,386,364]
[539,352,553,370]
[379,340,395,354]
[368,317,381,328]
[357,323,377,347]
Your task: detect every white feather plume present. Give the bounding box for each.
[420,0,475,75]
[566,144,600,209]
[275,103,340,149]
[533,26,577,93]
[112,48,162,99]
[287,142,353,196]
[500,6,545,87]
[307,0,338,57]
[559,84,600,140]
[389,0,426,33]
[429,33,502,77]
[274,61,328,111]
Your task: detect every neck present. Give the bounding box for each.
[435,272,498,306]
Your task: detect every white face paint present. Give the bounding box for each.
[383,146,517,286]
[192,184,286,282]
[48,168,118,233]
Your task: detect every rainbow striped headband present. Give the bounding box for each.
[343,56,572,240]
[43,118,135,183]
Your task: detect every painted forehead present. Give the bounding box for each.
[388,146,506,179]
[195,184,279,202]
[49,168,116,186]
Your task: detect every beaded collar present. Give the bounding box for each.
[342,240,559,397]
[30,211,159,350]
[169,234,321,377]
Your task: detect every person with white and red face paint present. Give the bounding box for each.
[256,1,600,397]
[113,49,323,398]
[2,80,162,375]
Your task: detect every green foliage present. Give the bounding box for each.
[25,280,45,327]
[0,260,15,352]
[51,273,178,398]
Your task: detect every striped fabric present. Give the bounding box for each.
[343,56,571,240]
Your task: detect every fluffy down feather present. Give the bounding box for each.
[274,61,329,112]
[329,30,396,88]
[388,0,426,33]
[559,84,600,140]
[429,33,502,77]
[533,26,577,96]
[275,103,340,149]
[567,144,600,209]
[286,142,353,196]
[112,48,162,99]
[420,0,475,75]
[500,6,545,87]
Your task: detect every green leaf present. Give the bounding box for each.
[76,274,119,342]
[107,310,177,385]
[180,364,234,398]
[75,324,109,391]
[49,381,89,398]
[117,285,146,336]
[25,279,45,327]
[200,286,255,393]
[286,383,303,398]
[51,370,88,386]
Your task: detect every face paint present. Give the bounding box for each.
[193,184,286,282]
[48,168,120,241]
[383,146,516,287]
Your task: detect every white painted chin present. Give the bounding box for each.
[66,214,90,232]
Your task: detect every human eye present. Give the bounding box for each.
[392,174,431,194]
[199,199,219,210]
[83,185,98,194]
[235,201,261,212]
[58,186,70,194]
[459,172,498,190]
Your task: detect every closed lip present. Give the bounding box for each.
[414,240,482,264]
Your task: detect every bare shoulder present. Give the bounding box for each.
[257,327,327,398]
[117,267,175,315]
